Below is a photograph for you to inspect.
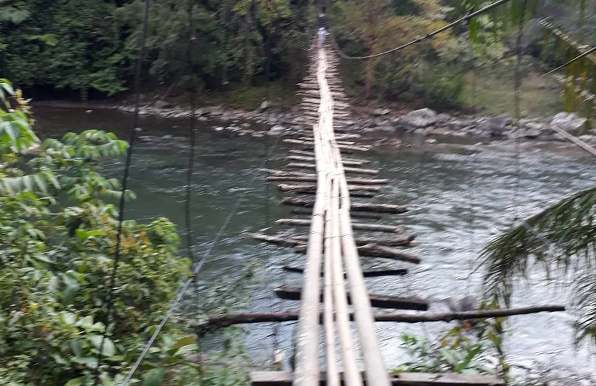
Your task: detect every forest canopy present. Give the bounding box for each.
[0,0,593,109]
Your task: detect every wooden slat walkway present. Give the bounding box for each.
[239,31,562,386]
[292,38,390,386]
[252,371,505,386]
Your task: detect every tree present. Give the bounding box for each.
[329,0,466,105]
[456,0,595,121]
[0,1,126,97]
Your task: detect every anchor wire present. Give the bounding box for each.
[94,0,151,384]
[328,0,512,61]
[184,0,197,265]
[118,133,282,386]
[511,0,527,223]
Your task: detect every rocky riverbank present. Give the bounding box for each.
[119,100,594,147]
[38,99,593,149]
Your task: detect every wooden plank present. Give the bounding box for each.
[274,285,429,310]
[291,208,382,220]
[198,305,566,331]
[281,197,406,213]
[250,232,415,249]
[268,175,388,186]
[287,162,380,175]
[251,371,505,386]
[283,266,409,277]
[275,218,405,233]
[278,183,381,193]
[293,244,421,264]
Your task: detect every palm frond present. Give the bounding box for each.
[574,270,596,345]
[479,186,596,342]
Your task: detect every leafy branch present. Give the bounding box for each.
[480,186,596,343]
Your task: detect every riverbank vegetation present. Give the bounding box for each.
[0,0,594,384]
[0,80,251,385]
[1,1,592,115]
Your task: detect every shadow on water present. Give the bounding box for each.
[35,105,595,377]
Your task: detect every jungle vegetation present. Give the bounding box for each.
[0,0,593,111]
[0,79,249,385]
[0,0,594,384]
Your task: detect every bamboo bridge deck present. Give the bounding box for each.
[251,39,500,386]
[227,36,564,386]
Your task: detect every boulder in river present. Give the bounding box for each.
[154,100,173,109]
[482,114,511,138]
[269,125,285,135]
[259,100,271,112]
[551,112,587,135]
[397,108,438,129]
[579,135,595,145]
[372,108,391,116]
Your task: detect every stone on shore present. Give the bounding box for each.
[396,108,438,129]
[551,112,587,135]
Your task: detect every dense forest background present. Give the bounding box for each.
[1,0,593,110]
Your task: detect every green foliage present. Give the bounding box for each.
[480,187,596,345]
[393,313,506,376]
[0,80,249,386]
[456,1,595,120]
[0,1,126,96]
[0,0,314,96]
[330,0,469,104]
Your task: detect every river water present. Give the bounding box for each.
[35,105,595,381]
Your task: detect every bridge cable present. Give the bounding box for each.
[463,19,478,297]
[184,0,197,268]
[328,0,512,61]
[93,0,151,384]
[467,13,595,280]
[511,0,528,223]
[544,46,596,76]
[263,112,283,368]
[118,136,283,386]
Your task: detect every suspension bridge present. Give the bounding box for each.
[101,1,596,385]
[200,36,567,386]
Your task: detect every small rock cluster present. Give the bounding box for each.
[121,101,594,147]
[369,108,594,145]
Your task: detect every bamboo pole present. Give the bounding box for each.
[329,180,363,386]
[293,122,325,386]
[327,84,390,386]
[323,194,340,386]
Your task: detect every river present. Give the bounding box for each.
[35,105,595,382]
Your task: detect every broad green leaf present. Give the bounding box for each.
[143,368,165,386]
[172,335,196,351]
[65,378,83,386]
[60,312,77,325]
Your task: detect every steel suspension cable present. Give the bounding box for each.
[114,1,281,383]
[118,134,282,386]
[185,0,197,263]
[94,0,151,384]
[511,0,528,223]
[329,0,512,61]
[544,46,596,76]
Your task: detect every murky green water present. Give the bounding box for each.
[35,105,595,378]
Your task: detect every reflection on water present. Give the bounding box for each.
[35,105,595,377]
